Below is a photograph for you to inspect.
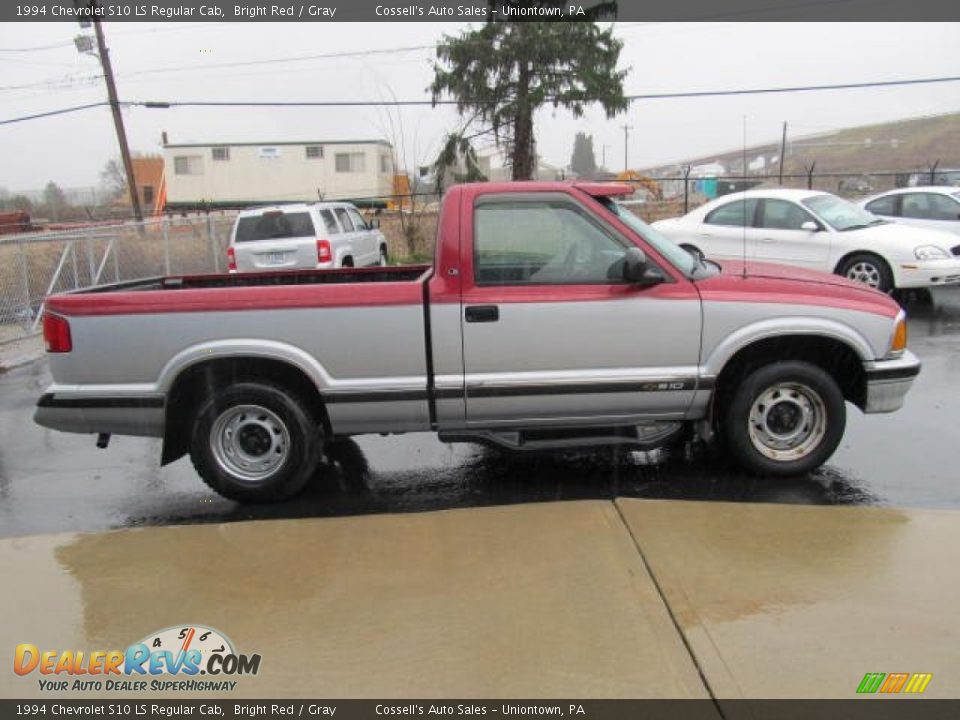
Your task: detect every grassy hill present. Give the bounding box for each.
[644,112,960,181]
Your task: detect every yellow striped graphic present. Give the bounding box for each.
[903,673,933,694]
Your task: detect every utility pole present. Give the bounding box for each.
[778,121,788,185]
[89,6,142,222]
[621,125,632,173]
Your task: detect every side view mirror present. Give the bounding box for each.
[679,243,705,262]
[801,221,820,232]
[622,247,665,285]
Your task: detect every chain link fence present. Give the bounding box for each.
[3,168,954,346]
[0,214,235,345]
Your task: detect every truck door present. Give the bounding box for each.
[459,192,702,428]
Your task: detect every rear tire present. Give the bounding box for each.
[189,382,323,503]
[837,253,893,293]
[378,244,388,266]
[720,361,845,476]
[341,257,354,268]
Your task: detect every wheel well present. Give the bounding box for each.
[714,336,866,420]
[833,250,889,276]
[161,357,329,466]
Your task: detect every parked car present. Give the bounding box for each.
[35,182,918,502]
[227,202,388,273]
[908,169,960,187]
[859,187,960,243]
[653,189,960,293]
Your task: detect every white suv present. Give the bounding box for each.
[227,202,388,273]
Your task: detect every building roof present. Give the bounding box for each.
[163,139,392,149]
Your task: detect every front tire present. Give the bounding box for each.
[720,362,845,476]
[189,382,323,502]
[378,244,388,266]
[837,253,893,293]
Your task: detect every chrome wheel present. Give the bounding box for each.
[845,261,881,288]
[210,404,290,484]
[747,382,827,461]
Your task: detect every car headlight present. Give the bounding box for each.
[914,245,949,260]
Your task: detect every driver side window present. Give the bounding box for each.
[705,199,759,227]
[474,201,627,285]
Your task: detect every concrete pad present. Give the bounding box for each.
[1,501,710,700]
[616,499,960,700]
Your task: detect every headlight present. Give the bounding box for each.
[914,245,949,260]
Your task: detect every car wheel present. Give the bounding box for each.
[721,361,845,476]
[378,244,388,266]
[189,382,323,503]
[342,257,354,268]
[837,253,893,293]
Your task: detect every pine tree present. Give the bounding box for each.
[431,8,629,181]
[570,132,598,180]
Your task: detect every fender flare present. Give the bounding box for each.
[702,316,875,377]
[155,339,334,394]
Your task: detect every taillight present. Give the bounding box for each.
[227,246,237,272]
[317,239,332,264]
[43,313,72,353]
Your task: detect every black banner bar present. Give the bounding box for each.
[2,0,958,23]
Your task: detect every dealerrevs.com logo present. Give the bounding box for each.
[13,625,261,692]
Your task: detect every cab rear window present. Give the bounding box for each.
[235,212,315,242]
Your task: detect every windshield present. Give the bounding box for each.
[802,194,882,231]
[598,197,697,276]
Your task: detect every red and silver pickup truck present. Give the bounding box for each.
[35,182,920,502]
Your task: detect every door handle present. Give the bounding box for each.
[760,237,776,244]
[465,305,499,323]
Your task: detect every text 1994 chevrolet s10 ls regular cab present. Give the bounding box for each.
[35,182,920,502]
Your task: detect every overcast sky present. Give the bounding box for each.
[1,21,958,191]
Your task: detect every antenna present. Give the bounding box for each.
[742,115,748,279]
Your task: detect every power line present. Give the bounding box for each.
[119,44,435,78]
[0,22,235,53]
[0,40,74,52]
[0,102,109,126]
[625,75,960,100]
[0,43,435,93]
[3,75,960,127]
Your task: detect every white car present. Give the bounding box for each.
[228,202,388,273]
[859,186,960,240]
[653,189,960,292]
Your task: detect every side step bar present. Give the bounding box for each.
[438,422,684,452]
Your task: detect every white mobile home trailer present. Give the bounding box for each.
[163,139,395,209]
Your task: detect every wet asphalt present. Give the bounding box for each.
[1,288,958,539]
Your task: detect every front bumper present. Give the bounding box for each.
[862,350,921,413]
[896,258,960,289]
